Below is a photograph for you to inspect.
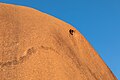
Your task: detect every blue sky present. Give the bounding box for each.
[0,0,119,79]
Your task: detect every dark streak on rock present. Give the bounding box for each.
[66,46,82,70]
[52,32,82,71]
[87,67,98,80]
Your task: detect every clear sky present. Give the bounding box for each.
[0,0,119,79]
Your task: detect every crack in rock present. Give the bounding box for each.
[41,46,60,55]
[0,47,36,68]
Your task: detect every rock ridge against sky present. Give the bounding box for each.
[0,3,117,80]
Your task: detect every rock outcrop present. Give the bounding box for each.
[0,3,117,80]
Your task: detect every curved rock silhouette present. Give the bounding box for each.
[0,3,117,80]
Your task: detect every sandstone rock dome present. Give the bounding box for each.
[0,3,117,80]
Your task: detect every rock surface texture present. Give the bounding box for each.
[0,3,117,80]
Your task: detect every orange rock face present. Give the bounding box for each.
[0,3,117,80]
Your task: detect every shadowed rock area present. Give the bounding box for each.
[0,3,117,80]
